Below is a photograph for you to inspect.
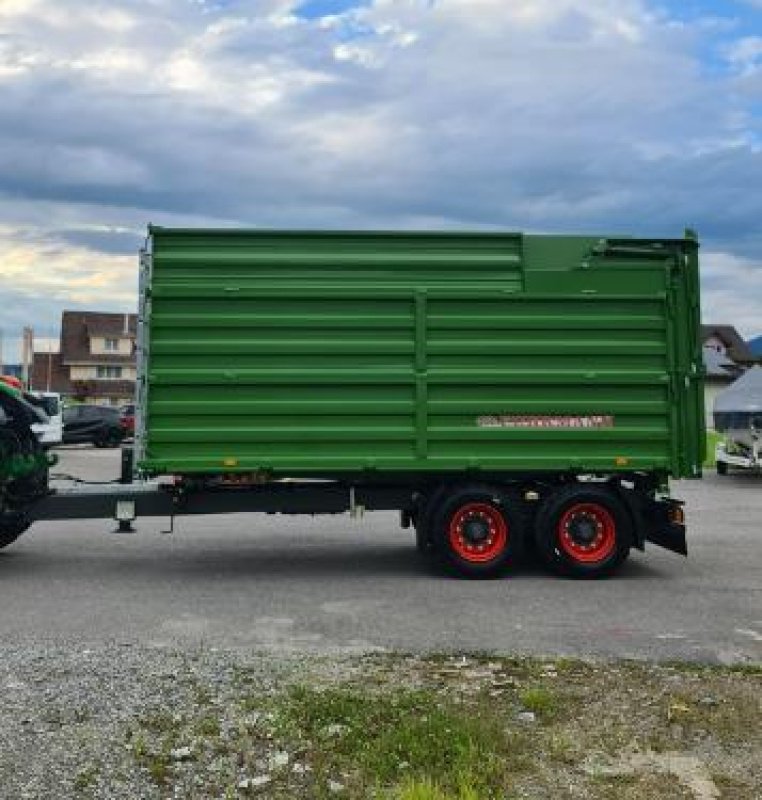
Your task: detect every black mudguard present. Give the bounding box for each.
[644,498,688,556]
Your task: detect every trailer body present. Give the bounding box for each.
[137,228,704,481]
[1,227,703,579]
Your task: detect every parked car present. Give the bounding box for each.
[62,404,124,447]
[25,391,63,447]
[119,403,135,438]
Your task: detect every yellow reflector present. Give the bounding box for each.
[223,458,238,467]
[615,456,629,466]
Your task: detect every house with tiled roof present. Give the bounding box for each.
[701,325,756,366]
[31,311,137,405]
[701,324,755,428]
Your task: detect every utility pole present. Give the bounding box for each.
[21,326,33,388]
[46,338,53,391]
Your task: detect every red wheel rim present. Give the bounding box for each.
[557,503,616,564]
[448,502,508,563]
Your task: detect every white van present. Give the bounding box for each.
[27,391,63,447]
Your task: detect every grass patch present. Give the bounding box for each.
[128,731,173,787]
[137,710,177,734]
[73,765,99,792]
[121,655,762,799]
[546,731,577,765]
[193,715,221,737]
[275,685,518,797]
[727,663,762,677]
[392,775,482,800]
[518,686,558,719]
[191,682,214,706]
[705,428,722,467]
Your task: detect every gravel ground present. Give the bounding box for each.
[0,643,299,800]
[0,644,759,799]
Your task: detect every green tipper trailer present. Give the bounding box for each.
[0,227,703,579]
[128,226,702,578]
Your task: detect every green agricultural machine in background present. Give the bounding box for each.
[0,381,53,547]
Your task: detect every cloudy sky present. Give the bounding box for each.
[0,0,760,359]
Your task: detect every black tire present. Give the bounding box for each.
[0,512,30,550]
[427,485,524,579]
[716,460,728,476]
[534,484,631,579]
[106,428,123,448]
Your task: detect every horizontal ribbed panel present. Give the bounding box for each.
[141,229,703,478]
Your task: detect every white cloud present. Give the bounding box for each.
[0,0,759,340]
[725,35,762,74]
[702,251,762,337]
[0,0,41,18]
[0,225,135,304]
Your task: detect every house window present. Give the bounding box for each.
[104,338,119,352]
[704,336,726,356]
[96,366,122,379]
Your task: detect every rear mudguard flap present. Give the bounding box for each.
[610,484,687,556]
[644,498,688,556]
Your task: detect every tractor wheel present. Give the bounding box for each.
[0,512,30,550]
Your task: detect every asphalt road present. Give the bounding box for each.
[1,447,760,664]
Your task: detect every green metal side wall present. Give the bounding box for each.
[139,229,703,479]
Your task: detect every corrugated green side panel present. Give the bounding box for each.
[140,229,703,478]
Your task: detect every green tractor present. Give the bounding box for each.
[0,381,54,549]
